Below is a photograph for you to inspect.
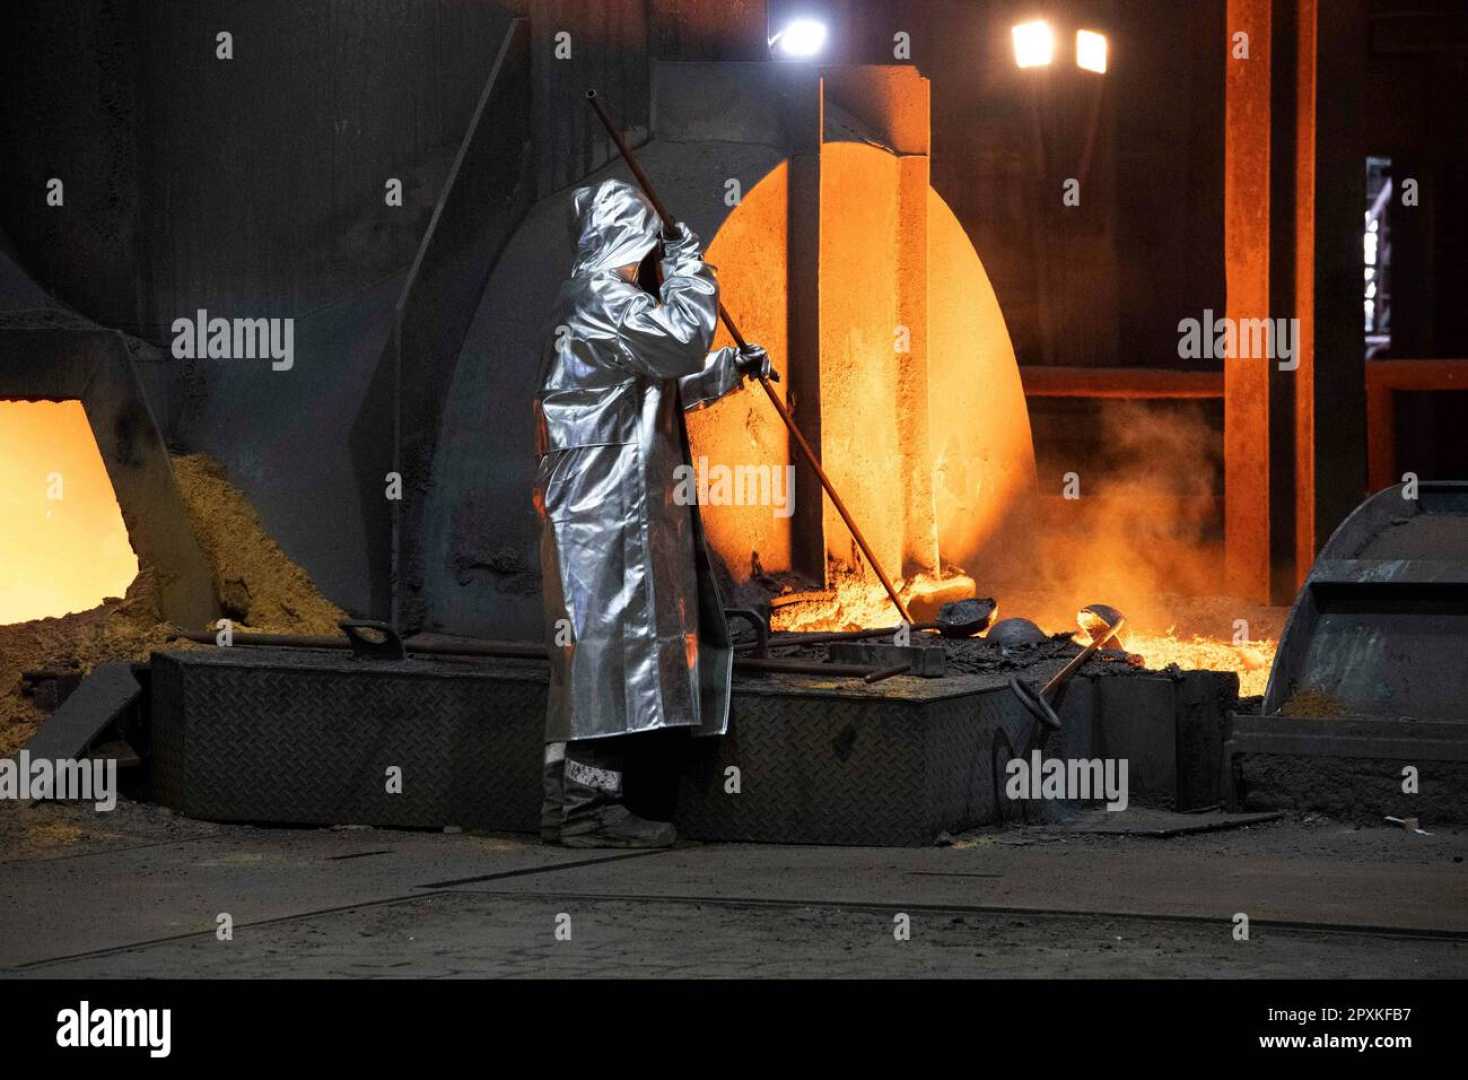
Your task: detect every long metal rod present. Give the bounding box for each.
[584,89,912,626]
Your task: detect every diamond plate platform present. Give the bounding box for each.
[147,647,1212,845]
[676,674,1041,845]
[150,648,548,831]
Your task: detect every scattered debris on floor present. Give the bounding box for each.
[1036,806,1286,838]
[1386,815,1431,835]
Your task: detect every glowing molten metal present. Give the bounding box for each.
[0,401,139,625]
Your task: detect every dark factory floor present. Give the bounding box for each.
[2,797,1464,979]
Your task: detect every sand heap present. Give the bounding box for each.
[0,453,347,753]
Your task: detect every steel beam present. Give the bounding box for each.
[1224,0,1276,603]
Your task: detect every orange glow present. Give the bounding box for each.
[772,577,1278,695]
[771,571,975,634]
[689,162,793,577]
[1122,632,1274,696]
[692,146,1036,593]
[927,185,1037,571]
[689,140,1266,690]
[0,401,139,624]
[818,143,913,577]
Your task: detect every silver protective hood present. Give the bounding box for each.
[532,178,747,743]
[568,179,662,277]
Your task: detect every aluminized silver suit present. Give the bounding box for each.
[533,178,746,743]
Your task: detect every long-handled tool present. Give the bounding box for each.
[1008,603,1127,734]
[994,604,1126,824]
[585,88,912,625]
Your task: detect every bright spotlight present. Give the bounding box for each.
[770,18,828,59]
[1011,20,1055,68]
[1076,29,1108,73]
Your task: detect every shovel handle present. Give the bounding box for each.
[1039,616,1126,699]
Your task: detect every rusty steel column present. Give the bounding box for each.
[896,133,937,578]
[817,67,940,583]
[1224,0,1274,602]
[862,68,941,578]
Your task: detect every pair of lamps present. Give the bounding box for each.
[768,16,1108,75]
[1013,20,1109,73]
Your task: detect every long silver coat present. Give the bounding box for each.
[533,179,745,743]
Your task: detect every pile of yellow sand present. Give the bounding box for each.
[170,454,347,634]
[1279,687,1346,718]
[0,454,346,754]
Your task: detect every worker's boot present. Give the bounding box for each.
[540,742,566,845]
[559,739,676,849]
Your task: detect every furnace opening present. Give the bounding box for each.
[0,400,139,625]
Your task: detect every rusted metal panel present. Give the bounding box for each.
[1365,359,1468,491]
[1022,366,1224,399]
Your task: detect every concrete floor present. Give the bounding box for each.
[2,797,1465,978]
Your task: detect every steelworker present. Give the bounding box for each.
[533,178,773,848]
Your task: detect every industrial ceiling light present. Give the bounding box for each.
[1011,19,1055,68]
[770,18,828,59]
[1075,29,1108,74]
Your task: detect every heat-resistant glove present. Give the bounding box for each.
[735,343,778,382]
[661,221,699,258]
